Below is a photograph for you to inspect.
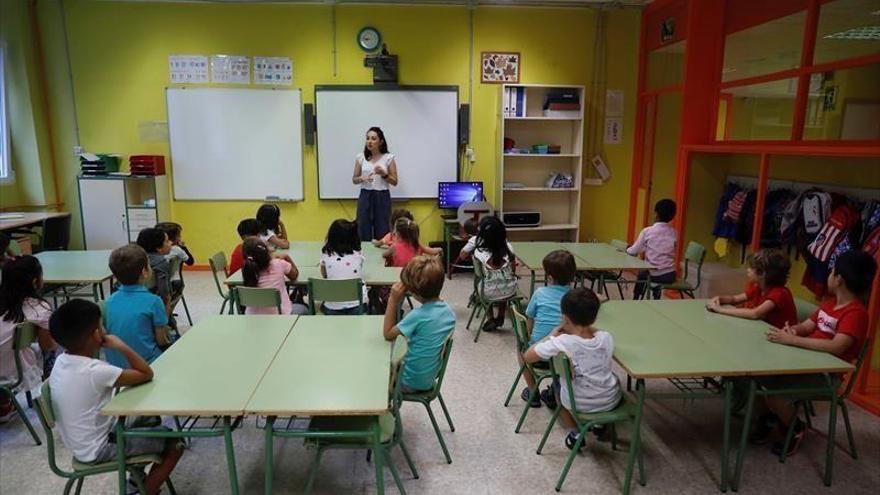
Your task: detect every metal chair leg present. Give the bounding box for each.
[840,400,857,459]
[11,394,41,445]
[73,477,84,495]
[399,439,420,479]
[437,393,455,431]
[384,449,407,495]
[304,448,324,495]
[504,366,525,407]
[424,402,452,464]
[181,295,193,325]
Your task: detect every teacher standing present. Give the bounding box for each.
[352,126,398,241]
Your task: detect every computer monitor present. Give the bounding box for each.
[438,181,484,210]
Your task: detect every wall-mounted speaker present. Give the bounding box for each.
[304,103,316,145]
[458,104,470,145]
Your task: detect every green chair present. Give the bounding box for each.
[233,287,283,314]
[506,306,555,434]
[794,297,819,322]
[306,278,364,315]
[34,381,177,495]
[733,341,871,490]
[466,260,522,342]
[537,354,645,494]
[648,241,706,300]
[0,322,42,445]
[302,337,418,495]
[167,257,192,326]
[584,240,634,299]
[402,337,455,464]
[208,252,232,314]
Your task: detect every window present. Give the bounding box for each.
[0,42,10,182]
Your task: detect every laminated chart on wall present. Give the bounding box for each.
[211,55,250,84]
[254,57,293,85]
[168,55,209,84]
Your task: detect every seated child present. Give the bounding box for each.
[136,228,173,315]
[104,244,170,367]
[627,199,677,300]
[466,216,518,331]
[375,208,442,256]
[524,287,622,450]
[707,248,796,328]
[256,203,290,250]
[241,237,306,315]
[320,219,369,315]
[0,256,59,420]
[519,250,576,407]
[384,218,427,268]
[48,299,183,495]
[383,255,456,393]
[229,218,261,276]
[757,250,876,457]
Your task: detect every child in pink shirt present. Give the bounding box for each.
[241,238,304,314]
[384,218,433,267]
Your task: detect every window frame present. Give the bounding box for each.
[0,41,12,183]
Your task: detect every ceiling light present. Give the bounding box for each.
[823,26,880,40]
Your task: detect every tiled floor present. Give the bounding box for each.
[1,271,878,494]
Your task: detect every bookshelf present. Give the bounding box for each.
[499,84,584,241]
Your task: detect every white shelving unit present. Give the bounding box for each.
[78,175,170,250]
[499,84,584,241]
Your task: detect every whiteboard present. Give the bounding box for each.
[166,87,303,201]
[316,87,459,199]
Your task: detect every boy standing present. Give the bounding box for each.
[519,250,576,407]
[627,199,678,300]
[759,250,876,456]
[105,244,169,367]
[383,255,456,393]
[48,299,182,495]
[524,288,622,450]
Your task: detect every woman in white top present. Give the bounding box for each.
[352,127,398,242]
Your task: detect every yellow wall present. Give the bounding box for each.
[31,0,640,261]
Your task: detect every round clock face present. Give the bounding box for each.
[358,27,381,52]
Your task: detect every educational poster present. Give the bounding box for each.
[604,117,623,144]
[168,55,209,83]
[481,52,520,83]
[254,57,293,85]
[211,55,250,84]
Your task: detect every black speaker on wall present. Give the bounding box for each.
[458,104,470,145]
[304,103,316,145]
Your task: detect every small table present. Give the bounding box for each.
[35,250,114,300]
[102,315,299,495]
[246,315,393,494]
[0,211,69,231]
[597,300,851,493]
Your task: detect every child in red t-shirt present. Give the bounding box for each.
[707,249,797,329]
[228,218,262,276]
[754,250,877,457]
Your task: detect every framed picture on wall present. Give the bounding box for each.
[481,52,520,83]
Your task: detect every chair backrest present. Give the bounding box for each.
[234,287,282,314]
[34,381,71,478]
[40,215,71,251]
[610,239,628,252]
[550,353,580,416]
[208,252,229,298]
[10,322,38,390]
[307,278,364,314]
[841,337,872,399]
[509,305,531,353]
[168,256,183,280]
[429,337,454,396]
[794,297,818,323]
[682,241,707,288]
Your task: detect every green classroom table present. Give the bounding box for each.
[246,315,393,494]
[510,242,654,295]
[35,250,113,300]
[102,315,299,495]
[224,265,401,287]
[597,300,852,493]
[273,241,388,268]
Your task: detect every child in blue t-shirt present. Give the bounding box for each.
[383,255,456,393]
[104,244,169,368]
[520,249,576,407]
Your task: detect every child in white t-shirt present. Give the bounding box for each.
[48,299,183,495]
[524,287,621,450]
[256,203,290,250]
[320,219,369,314]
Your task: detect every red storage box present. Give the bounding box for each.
[129,155,166,176]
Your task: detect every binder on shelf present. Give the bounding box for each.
[503,87,511,117]
[516,87,526,117]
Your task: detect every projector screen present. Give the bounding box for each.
[315,87,459,199]
[166,87,304,201]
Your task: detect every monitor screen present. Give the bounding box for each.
[438,182,484,209]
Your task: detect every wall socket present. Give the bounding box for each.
[73,145,83,156]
